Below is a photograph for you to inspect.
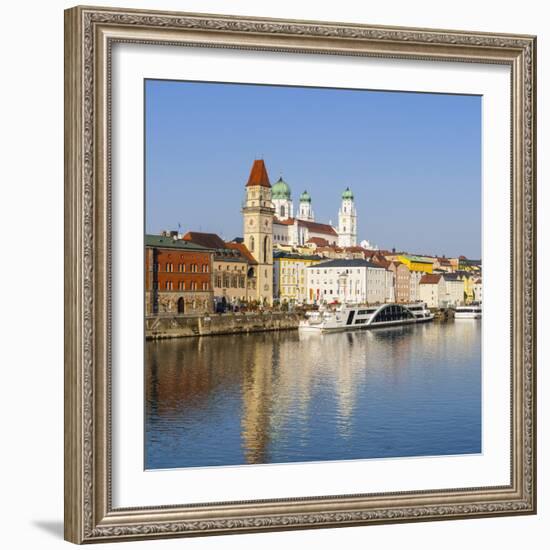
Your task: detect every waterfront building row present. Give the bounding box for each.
[146,158,481,313]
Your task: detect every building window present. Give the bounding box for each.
[250,236,255,252]
[202,264,209,273]
[263,236,269,263]
[165,281,173,290]
[178,281,185,290]
[202,282,208,290]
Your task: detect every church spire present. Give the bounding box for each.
[246,159,271,188]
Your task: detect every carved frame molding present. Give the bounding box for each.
[64,6,536,544]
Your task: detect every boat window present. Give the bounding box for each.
[371,304,414,323]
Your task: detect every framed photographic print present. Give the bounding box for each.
[64,5,537,544]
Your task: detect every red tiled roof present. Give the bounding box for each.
[297,219,338,236]
[419,273,442,285]
[344,246,367,252]
[246,159,271,188]
[372,258,391,268]
[182,231,226,249]
[307,237,330,246]
[273,217,295,226]
[224,241,258,265]
[317,246,343,253]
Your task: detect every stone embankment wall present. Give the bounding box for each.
[145,311,302,340]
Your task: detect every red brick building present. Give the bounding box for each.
[145,234,214,315]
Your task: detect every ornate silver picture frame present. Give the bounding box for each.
[64,5,536,544]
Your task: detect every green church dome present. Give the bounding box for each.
[299,190,312,203]
[342,187,354,200]
[272,177,291,199]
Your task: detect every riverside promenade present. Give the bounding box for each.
[145,311,303,340]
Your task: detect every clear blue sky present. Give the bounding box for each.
[145,79,481,258]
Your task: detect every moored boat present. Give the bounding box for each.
[454,304,482,319]
[299,302,433,333]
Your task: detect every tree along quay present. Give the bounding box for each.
[145,311,303,340]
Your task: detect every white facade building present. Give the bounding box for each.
[366,263,388,305]
[409,271,423,302]
[273,219,293,245]
[306,259,389,305]
[419,274,446,308]
[384,269,395,303]
[442,274,465,307]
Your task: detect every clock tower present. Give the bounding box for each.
[242,159,275,305]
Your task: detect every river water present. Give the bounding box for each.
[145,320,481,469]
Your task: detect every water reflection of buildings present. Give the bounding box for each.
[146,320,481,467]
[240,338,273,464]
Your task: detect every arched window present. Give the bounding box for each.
[263,236,269,263]
[250,235,255,252]
[280,205,286,218]
[372,304,414,324]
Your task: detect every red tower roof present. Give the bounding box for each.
[246,159,271,188]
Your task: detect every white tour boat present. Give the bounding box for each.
[299,302,434,333]
[454,304,482,319]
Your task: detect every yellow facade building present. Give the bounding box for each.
[273,252,322,304]
[457,272,475,304]
[398,255,434,274]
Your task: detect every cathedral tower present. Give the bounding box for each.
[242,159,275,305]
[297,190,314,221]
[338,187,357,247]
[272,177,293,220]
